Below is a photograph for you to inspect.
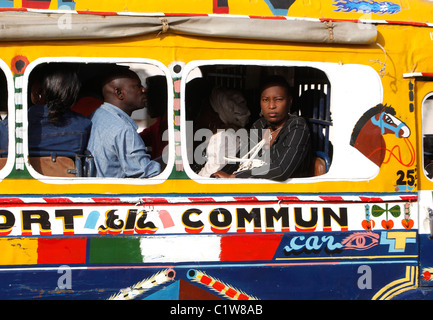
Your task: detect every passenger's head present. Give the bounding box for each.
[185,77,212,121]
[28,65,46,106]
[101,66,147,116]
[209,87,250,129]
[146,75,167,118]
[42,64,81,124]
[259,75,292,127]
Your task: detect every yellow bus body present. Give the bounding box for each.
[0,0,431,301]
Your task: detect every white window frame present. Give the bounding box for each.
[421,92,433,180]
[180,59,383,184]
[22,57,174,185]
[0,58,17,180]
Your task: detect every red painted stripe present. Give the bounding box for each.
[220,234,282,261]
[0,8,27,12]
[385,20,428,26]
[0,198,25,203]
[320,17,360,23]
[400,196,418,202]
[141,198,169,204]
[37,238,87,264]
[276,196,300,201]
[225,288,237,298]
[233,196,258,202]
[91,198,122,203]
[42,198,73,203]
[319,196,345,201]
[359,196,384,202]
[238,293,249,300]
[188,197,216,203]
[200,275,212,285]
[212,281,225,292]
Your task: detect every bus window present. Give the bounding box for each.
[24,61,169,179]
[184,64,332,181]
[423,95,433,178]
[0,70,7,119]
[0,67,8,170]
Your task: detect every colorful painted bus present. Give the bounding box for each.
[0,0,432,301]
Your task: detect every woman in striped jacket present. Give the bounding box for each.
[211,75,311,181]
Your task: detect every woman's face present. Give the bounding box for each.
[260,84,291,126]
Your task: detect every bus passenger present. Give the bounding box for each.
[211,76,311,181]
[0,65,92,154]
[72,72,104,117]
[0,65,93,156]
[139,75,168,160]
[0,119,6,154]
[87,67,161,178]
[196,87,250,177]
[27,65,92,155]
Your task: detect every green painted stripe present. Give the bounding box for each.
[89,237,143,264]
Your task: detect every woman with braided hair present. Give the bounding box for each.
[26,64,92,155]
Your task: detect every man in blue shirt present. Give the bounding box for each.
[87,67,161,178]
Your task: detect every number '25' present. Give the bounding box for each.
[396,169,416,186]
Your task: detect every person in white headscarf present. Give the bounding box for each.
[197,87,250,177]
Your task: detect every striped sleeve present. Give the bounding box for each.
[235,116,311,181]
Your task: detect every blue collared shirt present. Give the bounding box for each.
[88,102,161,178]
